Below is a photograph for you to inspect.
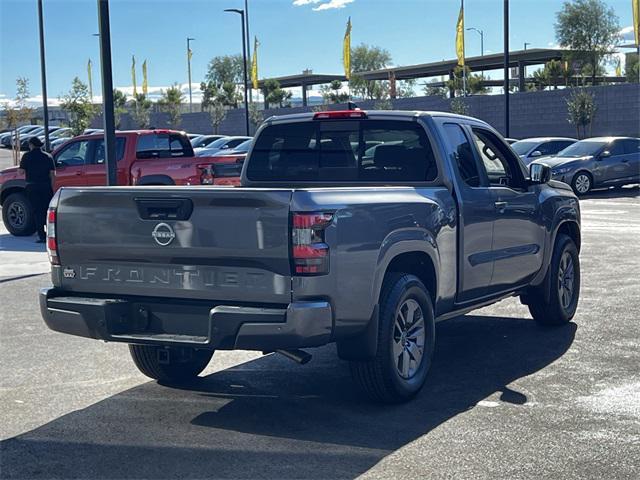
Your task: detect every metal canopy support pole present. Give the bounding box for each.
[503,0,510,137]
[449,71,456,98]
[302,83,308,107]
[37,0,50,152]
[187,37,194,113]
[97,0,117,186]
[518,61,526,92]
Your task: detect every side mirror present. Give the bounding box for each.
[599,150,611,159]
[529,150,542,158]
[529,163,551,184]
[55,159,65,168]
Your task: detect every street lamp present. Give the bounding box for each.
[37,0,50,152]
[503,0,510,138]
[244,0,252,103]
[187,37,195,113]
[524,42,531,51]
[224,8,250,136]
[466,27,484,57]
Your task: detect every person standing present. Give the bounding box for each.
[19,137,55,242]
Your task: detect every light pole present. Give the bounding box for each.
[187,37,195,113]
[97,0,117,186]
[466,27,484,57]
[503,0,510,138]
[244,0,252,103]
[224,8,250,136]
[524,42,531,51]
[37,0,50,152]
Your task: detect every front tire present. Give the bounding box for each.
[2,192,36,236]
[571,171,592,196]
[129,345,214,384]
[526,234,580,326]
[350,273,435,403]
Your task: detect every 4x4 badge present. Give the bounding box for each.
[151,223,176,246]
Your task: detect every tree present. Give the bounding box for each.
[396,79,416,98]
[423,79,448,98]
[545,60,563,89]
[349,44,391,100]
[113,89,128,129]
[555,0,620,86]
[450,97,469,116]
[625,53,639,83]
[5,78,34,165]
[566,89,597,138]
[158,84,184,129]
[248,102,263,131]
[132,93,152,128]
[530,68,549,91]
[203,55,245,110]
[320,80,349,104]
[60,77,96,136]
[208,102,227,134]
[447,66,488,96]
[260,79,291,108]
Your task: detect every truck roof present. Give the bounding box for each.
[265,109,488,125]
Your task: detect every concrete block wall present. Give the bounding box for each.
[97,83,639,139]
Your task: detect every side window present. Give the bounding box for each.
[607,141,625,156]
[442,123,480,187]
[92,138,126,164]
[472,128,524,188]
[622,139,640,154]
[538,141,568,156]
[55,140,91,166]
[136,134,191,159]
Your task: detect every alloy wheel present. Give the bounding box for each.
[7,202,26,228]
[574,174,591,194]
[392,298,426,379]
[557,251,576,311]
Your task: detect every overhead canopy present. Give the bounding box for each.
[257,73,346,89]
[358,48,568,81]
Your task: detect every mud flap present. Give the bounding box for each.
[336,305,379,361]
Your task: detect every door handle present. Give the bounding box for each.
[75,170,83,176]
[621,158,629,163]
[494,201,508,211]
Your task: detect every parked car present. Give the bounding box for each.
[0,129,221,236]
[504,137,519,144]
[1,125,42,148]
[190,134,225,149]
[39,127,73,142]
[48,136,72,152]
[511,137,577,164]
[19,126,62,150]
[39,109,581,403]
[82,128,103,135]
[198,138,253,186]
[195,136,251,156]
[532,137,640,195]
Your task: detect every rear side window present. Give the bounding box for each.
[91,137,126,164]
[442,123,480,187]
[247,120,437,183]
[136,133,193,159]
[621,139,640,154]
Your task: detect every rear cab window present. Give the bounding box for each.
[136,133,194,159]
[246,119,438,183]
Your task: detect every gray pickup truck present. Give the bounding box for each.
[40,110,581,403]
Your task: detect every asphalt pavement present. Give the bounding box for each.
[0,143,638,479]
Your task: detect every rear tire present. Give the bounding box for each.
[129,345,214,384]
[2,192,36,236]
[526,234,580,326]
[349,273,435,403]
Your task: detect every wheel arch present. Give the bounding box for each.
[0,180,27,205]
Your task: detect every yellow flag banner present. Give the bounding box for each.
[456,1,465,67]
[188,48,193,62]
[131,55,137,96]
[343,17,351,80]
[251,37,259,90]
[142,60,148,96]
[87,59,93,100]
[634,0,639,46]
[615,58,622,77]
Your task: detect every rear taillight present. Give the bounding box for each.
[291,213,333,276]
[46,207,59,265]
[197,164,214,185]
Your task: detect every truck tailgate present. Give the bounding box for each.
[54,187,293,304]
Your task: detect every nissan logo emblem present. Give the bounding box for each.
[151,223,176,246]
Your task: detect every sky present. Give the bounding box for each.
[0,0,636,106]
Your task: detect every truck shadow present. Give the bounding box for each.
[580,185,639,200]
[1,315,576,479]
[0,233,46,253]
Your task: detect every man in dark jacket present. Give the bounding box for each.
[19,137,55,242]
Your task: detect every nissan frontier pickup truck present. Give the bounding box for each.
[39,110,581,403]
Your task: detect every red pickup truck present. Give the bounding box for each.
[0,129,223,235]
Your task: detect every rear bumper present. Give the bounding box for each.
[39,288,332,350]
